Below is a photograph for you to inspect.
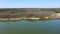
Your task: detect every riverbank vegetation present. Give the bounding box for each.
[0,8,60,21]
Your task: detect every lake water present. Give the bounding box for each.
[0,20,60,34]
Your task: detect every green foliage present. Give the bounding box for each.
[41,8,60,13]
[52,9,60,13]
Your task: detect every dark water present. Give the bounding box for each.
[0,20,60,34]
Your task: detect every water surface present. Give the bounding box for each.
[0,20,60,34]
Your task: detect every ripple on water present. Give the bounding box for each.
[0,20,60,34]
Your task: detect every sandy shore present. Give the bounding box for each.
[0,18,40,21]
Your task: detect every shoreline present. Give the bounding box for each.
[0,18,40,21]
[0,13,60,21]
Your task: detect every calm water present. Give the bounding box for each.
[0,20,60,34]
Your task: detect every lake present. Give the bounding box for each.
[0,20,60,34]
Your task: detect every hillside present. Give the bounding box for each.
[0,8,59,19]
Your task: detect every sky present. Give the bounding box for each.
[0,0,60,8]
